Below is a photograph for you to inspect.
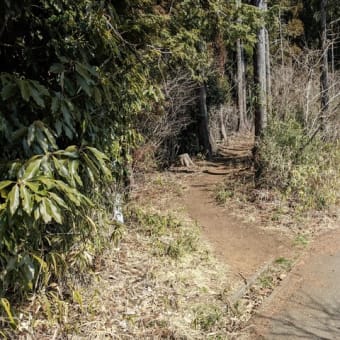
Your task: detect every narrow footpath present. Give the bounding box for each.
[179,139,340,339]
[183,165,293,283]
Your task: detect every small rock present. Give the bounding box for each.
[279,273,287,280]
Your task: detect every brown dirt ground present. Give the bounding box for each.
[179,140,296,286]
[183,169,294,281]
[177,136,340,339]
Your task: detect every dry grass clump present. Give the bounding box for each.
[214,167,340,238]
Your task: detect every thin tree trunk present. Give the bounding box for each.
[320,0,329,126]
[254,0,267,138]
[253,0,268,183]
[236,0,247,131]
[199,84,213,158]
[219,105,227,141]
[265,29,272,115]
[279,8,284,69]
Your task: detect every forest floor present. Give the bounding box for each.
[178,135,340,339]
[16,135,340,339]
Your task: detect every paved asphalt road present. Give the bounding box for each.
[253,228,340,339]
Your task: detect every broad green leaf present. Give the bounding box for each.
[17,79,30,102]
[40,156,53,177]
[23,158,42,179]
[39,198,52,224]
[76,61,97,77]
[27,124,36,146]
[86,165,95,183]
[54,146,79,159]
[25,181,41,193]
[32,81,49,96]
[53,156,69,179]
[85,147,111,179]
[82,153,100,179]
[65,145,78,153]
[42,126,58,150]
[45,198,62,224]
[55,120,63,136]
[34,207,40,220]
[85,146,109,161]
[20,185,33,214]
[36,128,49,153]
[0,180,14,191]
[69,159,83,186]
[75,62,91,81]
[61,101,73,125]
[8,184,20,215]
[30,88,45,107]
[76,75,91,96]
[63,124,75,140]
[48,192,68,209]
[35,177,57,190]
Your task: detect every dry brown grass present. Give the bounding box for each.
[6,172,252,339]
[214,167,340,240]
[7,168,332,339]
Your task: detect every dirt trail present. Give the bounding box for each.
[184,169,292,282]
[181,141,294,284]
[179,139,340,339]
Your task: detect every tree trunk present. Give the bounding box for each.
[236,0,247,131]
[253,0,268,138]
[199,84,213,158]
[253,0,268,183]
[219,105,227,141]
[320,0,329,127]
[265,29,272,115]
[237,39,247,131]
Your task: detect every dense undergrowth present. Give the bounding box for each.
[259,119,340,211]
[215,119,340,233]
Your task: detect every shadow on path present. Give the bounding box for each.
[256,292,340,339]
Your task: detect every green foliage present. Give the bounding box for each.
[258,119,340,211]
[0,0,149,311]
[193,304,223,332]
[126,206,198,259]
[294,234,309,247]
[215,187,235,205]
[275,257,292,271]
[0,146,112,298]
[1,0,249,313]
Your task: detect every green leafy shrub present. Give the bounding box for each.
[0,0,149,317]
[0,146,111,299]
[258,119,340,211]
